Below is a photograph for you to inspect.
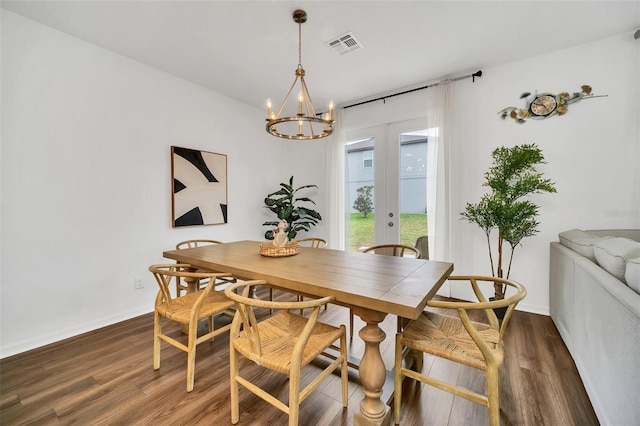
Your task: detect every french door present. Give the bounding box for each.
[346,118,428,253]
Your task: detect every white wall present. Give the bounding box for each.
[449,32,640,313]
[0,11,326,357]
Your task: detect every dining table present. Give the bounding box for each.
[163,240,453,426]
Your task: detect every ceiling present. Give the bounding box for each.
[2,1,639,112]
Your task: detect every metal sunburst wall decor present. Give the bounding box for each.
[499,85,607,124]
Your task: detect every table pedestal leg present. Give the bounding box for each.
[353,309,392,426]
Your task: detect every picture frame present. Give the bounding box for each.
[171,146,227,227]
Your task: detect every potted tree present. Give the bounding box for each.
[263,176,322,241]
[461,143,556,300]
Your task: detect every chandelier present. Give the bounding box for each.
[266,9,334,140]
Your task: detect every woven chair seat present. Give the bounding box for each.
[402,311,502,370]
[233,311,343,375]
[156,290,235,324]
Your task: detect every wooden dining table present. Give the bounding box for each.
[163,240,453,426]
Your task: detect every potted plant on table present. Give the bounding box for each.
[263,176,322,241]
[460,143,556,302]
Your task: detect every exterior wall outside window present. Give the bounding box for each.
[347,139,427,213]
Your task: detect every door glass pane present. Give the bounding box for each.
[346,137,375,252]
[399,130,428,257]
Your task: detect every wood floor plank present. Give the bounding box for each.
[0,295,598,426]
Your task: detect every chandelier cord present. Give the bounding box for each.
[298,21,303,68]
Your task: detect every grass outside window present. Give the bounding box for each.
[349,213,427,252]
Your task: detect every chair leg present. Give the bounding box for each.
[269,288,273,314]
[486,364,500,426]
[394,334,403,425]
[153,311,161,370]
[186,321,197,392]
[289,365,301,426]
[340,330,348,407]
[349,309,354,340]
[208,316,215,341]
[414,351,423,373]
[230,347,240,424]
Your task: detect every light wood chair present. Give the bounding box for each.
[293,237,327,248]
[362,243,420,258]
[414,235,429,260]
[149,263,236,392]
[349,244,422,339]
[291,237,328,313]
[174,239,236,296]
[394,275,527,426]
[224,280,348,426]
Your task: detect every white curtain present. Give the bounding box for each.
[426,81,454,270]
[324,107,347,250]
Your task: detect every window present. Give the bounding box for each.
[363,150,373,168]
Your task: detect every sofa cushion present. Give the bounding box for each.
[625,257,640,294]
[559,229,612,261]
[593,238,640,283]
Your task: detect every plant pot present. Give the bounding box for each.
[490,297,508,320]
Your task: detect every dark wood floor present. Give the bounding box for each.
[1,289,598,425]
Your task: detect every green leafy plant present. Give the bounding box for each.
[461,143,556,299]
[353,185,374,218]
[263,176,322,241]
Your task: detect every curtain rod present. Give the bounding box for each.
[342,69,482,110]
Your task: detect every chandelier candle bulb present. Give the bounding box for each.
[329,100,334,121]
[267,98,273,118]
[298,93,303,115]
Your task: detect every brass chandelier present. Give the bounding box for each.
[266,9,334,140]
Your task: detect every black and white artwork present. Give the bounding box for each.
[171,146,227,227]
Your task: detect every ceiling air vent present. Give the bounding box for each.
[326,32,363,56]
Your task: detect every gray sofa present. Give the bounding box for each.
[549,229,640,426]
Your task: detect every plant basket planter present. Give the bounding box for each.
[490,297,508,320]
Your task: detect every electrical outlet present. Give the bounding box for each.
[134,277,144,289]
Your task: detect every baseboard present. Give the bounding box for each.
[516,301,549,316]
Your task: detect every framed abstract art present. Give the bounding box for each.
[171,146,227,227]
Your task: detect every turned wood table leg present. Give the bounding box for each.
[353,308,392,426]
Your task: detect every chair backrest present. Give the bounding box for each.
[224,281,334,358]
[175,239,224,250]
[427,275,527,341]
[362,243,420,258]
[414,236,429,260]
[293,237,327,248]
[149,263,230,307]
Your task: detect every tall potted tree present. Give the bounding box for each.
[263,176,322,241]
[461,143,556,299]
